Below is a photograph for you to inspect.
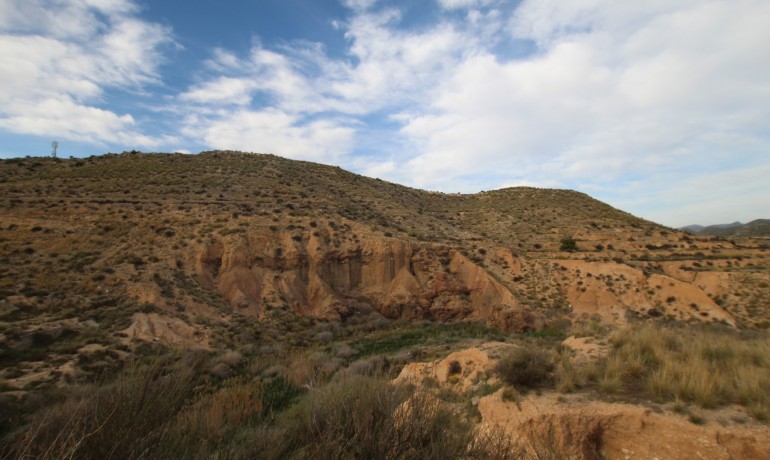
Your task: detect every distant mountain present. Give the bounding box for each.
[681,219,770,237]
[680,224,705,233]
[711,222,744,229]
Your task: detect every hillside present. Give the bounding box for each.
[1,151,770,458]
[2,151,769,358]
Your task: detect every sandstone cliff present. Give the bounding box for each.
[190,227,543,332]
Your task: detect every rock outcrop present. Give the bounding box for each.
[479,391,770,460]
[190,227,543,331]
[397,342,770,460]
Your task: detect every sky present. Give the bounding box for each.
[1,0,769,228]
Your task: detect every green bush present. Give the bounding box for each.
[559,237,578,252]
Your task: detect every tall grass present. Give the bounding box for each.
[151,376,265,458]
[592,324,770,419]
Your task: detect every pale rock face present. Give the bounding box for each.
[190,228,543,331]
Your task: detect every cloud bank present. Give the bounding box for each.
[1,0,768,226]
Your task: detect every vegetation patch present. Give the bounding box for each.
[569,323,770,419]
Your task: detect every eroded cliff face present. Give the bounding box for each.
[189,226,543,332]
[188,221,737,331]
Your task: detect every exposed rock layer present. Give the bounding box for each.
[191,229,542,331]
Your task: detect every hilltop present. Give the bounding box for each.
[1,151,769,458]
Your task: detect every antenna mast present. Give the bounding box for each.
[51,141,58,158]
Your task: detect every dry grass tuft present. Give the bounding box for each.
[594,324,770,417]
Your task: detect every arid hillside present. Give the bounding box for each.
[1,151,768,375]
[1,151,770,459]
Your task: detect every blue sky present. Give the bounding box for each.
[1,0,769,228]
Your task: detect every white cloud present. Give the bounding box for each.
[342,0,378,12]
[0,97,174,148]
[181,109,354,163]
[438,0,495,10]
[97,18,170,87]
[192,10,468,117]
[336,9,470,108]
[0,0,174,147]
[388,0,770,221]
[175,7,473,162]
[359,159,396,178]
[180,77,256,106]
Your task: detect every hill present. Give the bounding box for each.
[1,151,768,357]
[1,151,769,457]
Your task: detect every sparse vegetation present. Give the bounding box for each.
[1,359,517,459]
[271,375,515,459]
[1,152,770,457]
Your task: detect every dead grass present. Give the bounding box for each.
[590,324,770,418]
[150,376,265,458]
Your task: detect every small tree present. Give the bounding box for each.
[560,237,578,252]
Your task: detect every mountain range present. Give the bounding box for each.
[681,219,770,237]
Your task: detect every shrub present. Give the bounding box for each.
[560,238,578,252]
[495,347,555,389]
